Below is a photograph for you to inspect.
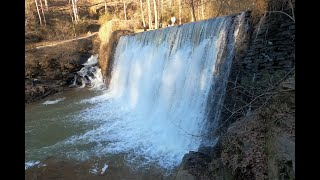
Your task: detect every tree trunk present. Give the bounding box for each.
[157,0,160,27]
[75,0,79,21]
[104,0,107,15]
[147,0,153,29]
[68,0,76,37]
[201,0,204,19]
[123,0,127,20]
[34,0,42,26]
[197,1,200,19]
[160,0,163,26]
[44,0,48,11]
[71,0,78,23]
[179,0,182,24]
[139,0,146,30]
[153,0,158,29]
[39,0,46,26]
[190,0,196,21]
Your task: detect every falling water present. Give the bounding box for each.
[25,13,249,173]
[70,54,105,90]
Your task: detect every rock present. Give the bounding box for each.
[64,63,75,69]
[174,170,195,180]
[180,151,211,177]
[280,77,295,90]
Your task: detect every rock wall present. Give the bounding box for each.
[219,4,295,133]
[241,10,295,78]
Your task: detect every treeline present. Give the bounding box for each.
[25,0,293,42]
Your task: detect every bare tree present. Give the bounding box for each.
[179,0,182,24]
[34,0,42,26]
[190,0,196,21]
[68,0,76,37]
[153,0,158,29]
[44,0,48,11]
[147,0,153,29]
[104,0,108,15]
[123,0,127,20]
[75,0,79,21]
[71,0,79,23]
[139,0,146,30]
[201,0,204,19]
[160,0,163,26]
[39,0,46,26]
[157,0,160,27]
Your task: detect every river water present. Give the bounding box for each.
[25,12,248,178]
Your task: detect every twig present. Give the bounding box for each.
[266,11,295,23]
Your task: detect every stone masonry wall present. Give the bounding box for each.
[241,9,295,78]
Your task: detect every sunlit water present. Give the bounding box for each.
[25,13,248,175]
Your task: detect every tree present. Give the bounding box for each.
[104,0,108,15]
[71,0,79,24]
[34,0,42,26]
[123,0,127,20]
[139,0,146,30]
[201,0,204,19]
[39,0,47,26]
[160,0,163,26]
[178,0,182,24]
[147,0,153,29]
[44,0,48,11]
[153,0,158,29]
[190,0,196,21]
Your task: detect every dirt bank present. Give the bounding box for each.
[25,34,100,104]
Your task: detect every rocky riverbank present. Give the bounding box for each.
[25,34,100,104]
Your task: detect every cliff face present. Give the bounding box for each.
[25,34,99,103]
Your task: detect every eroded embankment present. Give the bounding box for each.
[25,34,99,103]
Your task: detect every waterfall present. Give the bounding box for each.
[70,54,106,90]
[39,13,249,172]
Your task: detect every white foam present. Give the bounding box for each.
[88,67,105,90]
[73,54,105,90]
[89,163,99,175]
[42,97,65,105]
[101,163,108,174]
[82,54,98,66]
[25,161,40,170]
